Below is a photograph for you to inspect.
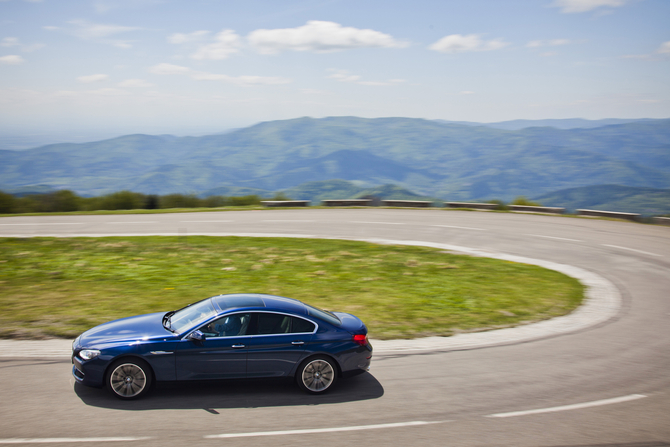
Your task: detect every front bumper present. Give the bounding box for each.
[71,352,105,387]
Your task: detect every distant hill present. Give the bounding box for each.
[198,186,271,198]
[353,184,434,201]
[1,116,669,201]
[281,180,367,203]
[281,180,433,204]
[0,184,56,197]
[533,185,670,216]
[440,118,659,130]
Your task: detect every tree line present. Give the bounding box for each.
[0,190,289,214]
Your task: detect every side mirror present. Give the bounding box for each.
[187,330,206,342]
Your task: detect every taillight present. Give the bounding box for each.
[352,334,368,346]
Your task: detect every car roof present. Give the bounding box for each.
[211,293,307,315]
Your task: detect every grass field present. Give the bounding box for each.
[0,236,584,340]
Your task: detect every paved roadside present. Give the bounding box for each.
[0,241,621,359]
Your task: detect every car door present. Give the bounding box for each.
[245,312,316,378]
[175,312,251,380]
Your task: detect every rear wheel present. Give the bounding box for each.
[296,356,337,394]
[106,358,153,400]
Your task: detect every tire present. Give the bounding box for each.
[106,358,153,400]
[296,356,337,394]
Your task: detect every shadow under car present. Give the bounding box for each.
[74,371,384,411]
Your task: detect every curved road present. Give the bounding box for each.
[0,209,669,447]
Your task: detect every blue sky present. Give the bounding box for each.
[0,0,668,139]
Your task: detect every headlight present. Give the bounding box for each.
[79,349,101,360]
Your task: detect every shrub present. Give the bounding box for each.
[270,192,292,201]
[487,199,508,211]
[510,196,542,207]
[144,195,159,210]
[94,191,147,210]
[47,190,80,212]
[159,194,202,209]
[227,195,262,206]
[0,191,16,213]
[202,195,227,208]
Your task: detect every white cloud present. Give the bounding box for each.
[168,30,210,44]
[327,69,405,86]
[118,79,154,88]
[328,71,361,83]
[45,19,141,48]
[300,88,331,95]
[77,74,109,83]
[551,0,629,13]
[657,41,670,54]
[1,37,19,47]
[68,19,140,39]
[149,63,290,86]
[460,91,475,95]
[622,40,670,60]
[1,37,44,52]
[527,39,571,47]
[193,73,291,85]
[93,1,114,14]
[191,30,241,60]
[87,87,128,96]
[248,20,408,54]
[429,34,509,53]
[149,63,191,75]
[0,55,25,65]
[526,39,572,48]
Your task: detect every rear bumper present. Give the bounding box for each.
[339,341,372,376]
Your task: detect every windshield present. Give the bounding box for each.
[168,299,217,334]
[305,303,341,327]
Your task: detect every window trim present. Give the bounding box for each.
[252,310,318,338]
[182,310,318,341]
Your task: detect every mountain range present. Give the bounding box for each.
[1,117,669,204]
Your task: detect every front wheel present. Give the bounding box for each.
[296,356,337,394]
[106,358,153,400]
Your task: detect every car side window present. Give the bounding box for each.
[252,313,315,335]
[200,313,250,337]
[256,313,290,334]
[291,316,315,333]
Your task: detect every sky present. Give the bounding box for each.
[0,0,669,141]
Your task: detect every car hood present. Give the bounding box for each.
[78,312,172,347]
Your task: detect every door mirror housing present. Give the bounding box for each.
[187,330,206,342]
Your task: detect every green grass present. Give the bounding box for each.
[0,236,584,340]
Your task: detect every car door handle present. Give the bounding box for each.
[291,341,305,345]
[231,344,245,348]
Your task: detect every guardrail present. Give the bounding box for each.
[447,202,498,210]
[651,217,670,226]
[261,200,310,207]
[509,205,565,214]
[381,200,433,208]
[322,199,373,207]
[577,209,641,222]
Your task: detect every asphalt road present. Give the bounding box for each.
[1,209,669,447]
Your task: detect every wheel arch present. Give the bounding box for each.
[104,354,157,384]
[295,352,342,378]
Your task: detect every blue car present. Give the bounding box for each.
[72,294,373,399]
